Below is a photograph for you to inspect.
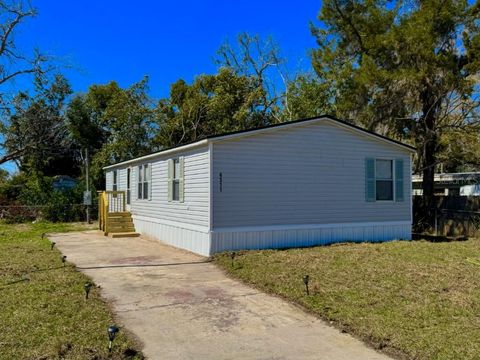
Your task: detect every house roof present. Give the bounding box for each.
[412,172,480,183]
[103,115,416,170]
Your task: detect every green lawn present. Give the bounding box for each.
[0,222,143,360]
[214,239,480,360]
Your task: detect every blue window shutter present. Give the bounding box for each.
[395,159,404,202]
[365,158,375,202]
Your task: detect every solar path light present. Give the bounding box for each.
[84,282,93,300]
[303,274,310,295]
[62,255,67,268]
[107,325,119,352]
[51,241,56,250]
[231,252,236,268]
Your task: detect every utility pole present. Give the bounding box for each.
[85,148,91,224]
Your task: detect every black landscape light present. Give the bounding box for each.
[107,325,119,352]
[62,255,67,267]
[51,241,56,250]
[41,233,46,240]
[303,274,310,295]
[231,251,236,268]
[84,282,93,300]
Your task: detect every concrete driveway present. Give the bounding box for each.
[50,231,391,360]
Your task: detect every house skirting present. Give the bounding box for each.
[133,217,411,256]
[132,215,211,256]
[209,221,411,255]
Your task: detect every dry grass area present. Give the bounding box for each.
[0,222,143,360]
[214,239,480,360]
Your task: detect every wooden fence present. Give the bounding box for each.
[413,196,480,237]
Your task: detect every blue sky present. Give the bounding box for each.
[2,1,321,173]
[17,1,321,99]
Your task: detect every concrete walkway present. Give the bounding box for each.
[50,231,391,360]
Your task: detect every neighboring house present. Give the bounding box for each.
[412,172,480,196]
[53,175,77,191]
[104,116,415,256]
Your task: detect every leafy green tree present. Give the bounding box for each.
[285,74,334,120]
[154,68,268,148]
[67,78,154,188]
[437,129,480,173]
[311,0,480,207]
[66,95,106,153]
[0,170,23,198]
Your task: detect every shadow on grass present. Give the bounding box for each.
[412,233,469,242]
[1,265,66,287]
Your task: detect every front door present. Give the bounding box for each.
[126,168,131,211]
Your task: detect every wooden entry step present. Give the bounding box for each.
[108,232,140,238]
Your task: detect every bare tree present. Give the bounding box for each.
[215,33,291,122]
[0,1,52,166]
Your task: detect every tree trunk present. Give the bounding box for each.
[420,85,439,229]
[421,127,437,226]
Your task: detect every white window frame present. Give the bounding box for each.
[137,164,150,200]
[375,158,395,202]
[172,158,180,201]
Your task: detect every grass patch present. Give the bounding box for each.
[0,222,143,359]
[214,239,480,360]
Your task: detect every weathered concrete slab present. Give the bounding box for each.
[50,231,391,360]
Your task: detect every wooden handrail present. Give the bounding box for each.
[98,190,126,234]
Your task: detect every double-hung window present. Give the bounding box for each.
[137,164,150,200]
[168,157,184,202]
[365,158,404,202]
[375,159,393,201]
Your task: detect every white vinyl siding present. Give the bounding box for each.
[212,120,411,228]
[118,146,209,229]
[106,169,127,192]
[105,171,112,191]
